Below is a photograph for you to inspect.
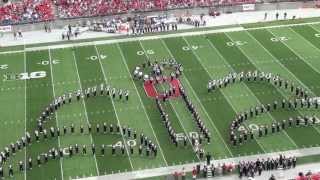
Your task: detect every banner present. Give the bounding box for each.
[0,25,12,32]
[242,4,255,11]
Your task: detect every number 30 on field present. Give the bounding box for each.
[270,36,288,42]
[226,41,247,47]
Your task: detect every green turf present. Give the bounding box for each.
[1,22,320,180]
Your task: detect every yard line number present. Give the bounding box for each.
[315,33,320,38]
[137,50,154,56]
[270,36,289,42]
[86,54,107,61]
[107,140,137,147]
[226,41,247,47]
[182,45,201,51]
[37,60,60,66]
[238,119,320,132]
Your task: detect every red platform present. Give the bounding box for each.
[144,77,181,99]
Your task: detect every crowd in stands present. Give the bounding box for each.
[54,0,254,19]
[0,0,256,25]
[0,0,54,25]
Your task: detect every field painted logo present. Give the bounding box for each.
[132,57,211,156]
[3,71,47,81]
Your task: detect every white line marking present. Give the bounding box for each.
[225,32,299,148]
[94,44,134,169]
[160,38,234,157]
[268,27,320,135]
[71,50,100,176]
[138,40,201,161]
[23,42,27,180]
[185,36,268,153]
[48,48,64,180]
[116,43,169,166]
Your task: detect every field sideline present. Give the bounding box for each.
[1,21,320,180]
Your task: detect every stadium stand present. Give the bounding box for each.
[0,0,256,24]
[0,0,54,25]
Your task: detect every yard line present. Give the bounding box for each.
[116,43,168,166]
[286,26,320,76]
[159,39,234,157]
[71,51,100,176]
[94,44,134,170]
[269,29,320,75]
[138,40,201,161]
[23,44,27,180]
[183,36,267,153]
[48,48,64,180]
[244,29,320,128]
[244,29,314,95]
[224,32,299,148]
[265,29,320,136]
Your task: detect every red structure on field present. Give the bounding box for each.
[144,77,181,99]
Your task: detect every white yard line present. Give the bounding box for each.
[94,44,134,170]
[138,40,201,161]
[48,48,65,180]
[243,29,320,136]
[23,43,27,180]
[266,29,320,136]
[77,146,320,180]
[159,39,234,157]
[71,51,100,176]
[116,43,169,166]
[224,32,299,148]
[184,36,268,153]
[3,20,320,55]
[285,27,320,76]
[269,29,320,76]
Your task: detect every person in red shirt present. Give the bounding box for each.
[192,166,197,179]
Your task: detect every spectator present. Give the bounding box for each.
[192,167,197,179]
[269,174,276,180]
[181,167,186,180]
[238,155,297,178]
[0,0,54,25]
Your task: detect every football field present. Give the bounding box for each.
[2,22,320,180]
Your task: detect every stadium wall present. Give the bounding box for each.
[9,1,316,32]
